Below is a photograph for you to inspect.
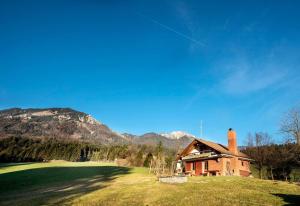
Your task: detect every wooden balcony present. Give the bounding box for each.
[182,152,217,161]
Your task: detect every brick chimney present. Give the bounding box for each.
[228,128,238,155]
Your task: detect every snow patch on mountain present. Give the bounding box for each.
[160,131,196,139]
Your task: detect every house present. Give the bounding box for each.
[176,128,251,177]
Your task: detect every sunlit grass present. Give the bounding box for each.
[0,162,299,206]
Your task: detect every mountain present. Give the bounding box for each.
[0,108,128,144]
[160,131,196,139]
[133,132,194,149]
[0,108,194,149]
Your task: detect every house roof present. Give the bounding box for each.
[178,138,248,160]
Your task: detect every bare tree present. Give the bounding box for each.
[265,144,298,181]
[245,132,272,179]
[280,107,300,145]
[245,132,254,147]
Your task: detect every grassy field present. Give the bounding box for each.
[0,162,300,206]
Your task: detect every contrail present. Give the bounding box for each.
[137,13,205,47]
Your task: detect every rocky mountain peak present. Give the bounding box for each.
[0,107,126,144]
[0,107,194,149]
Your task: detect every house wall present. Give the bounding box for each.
[184,158,251,177]
[221,157,230,176]
[208,159,222,172]
[232,156,240,176]
[184,161,202,175]
[239,159,251,177]
[185,159,222,176]
[185,162,191,172]
[239,159,250,170]
[240,170,250,177]
[220,157,250,176]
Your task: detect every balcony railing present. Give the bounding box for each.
[182,152,216,160]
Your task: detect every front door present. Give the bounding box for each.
[195,161,202,175]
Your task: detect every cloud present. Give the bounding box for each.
[175,1,196,33]
[219,59,286,95]
[214,41,300,95]
[184,42,300,110]
[137,12,205,47]
[174,1,205,51]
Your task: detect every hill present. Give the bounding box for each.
[0,108,194,149]
[0,162,299,206]
[0,108,128,144]
[134,132,193,149]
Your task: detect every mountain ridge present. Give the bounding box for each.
[0,107,193,149]
[0,107,128,144]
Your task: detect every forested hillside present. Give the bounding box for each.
[0,108,128,144]
[0,136,176,169]
[0,108,193,149]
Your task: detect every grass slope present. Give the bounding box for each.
[0,162,299,206]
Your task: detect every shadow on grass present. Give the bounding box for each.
[0,165,131,206]
[0,162,35,168]
[273,194,300,206]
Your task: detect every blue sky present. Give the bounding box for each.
[1,0,300,145]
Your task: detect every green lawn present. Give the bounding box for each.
[0,162,299,206]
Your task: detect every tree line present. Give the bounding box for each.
[242,106,300,181]
[0,136,176,169]
[242,133,300,181]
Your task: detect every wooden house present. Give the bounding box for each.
[176,128,251,176]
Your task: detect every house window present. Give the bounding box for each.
[241,161,244,166]
[205,161,208,171]
[192,162,196,170]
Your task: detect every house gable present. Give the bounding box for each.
[178,138,249,160]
